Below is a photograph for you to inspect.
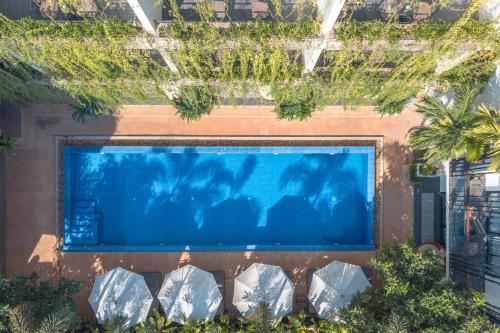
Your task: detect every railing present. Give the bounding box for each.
[449,158,500,321]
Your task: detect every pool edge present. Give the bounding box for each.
[56,135,383,252]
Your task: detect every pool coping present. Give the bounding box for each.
[55,136,383,252]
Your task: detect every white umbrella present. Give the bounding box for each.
[157,265,222,324]
[88,267,153,328]
[233,263,294,320]
[308,261,371,319]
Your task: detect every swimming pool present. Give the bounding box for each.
[61,140,378,251]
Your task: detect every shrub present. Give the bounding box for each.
[248,302,274,333]
[0,273,79,333]
[439,50,497,90]
[173,85,217,121]
[340,241,497,333]
[9,303,77,333]
[273,85,320,120]
[70,96,115,124]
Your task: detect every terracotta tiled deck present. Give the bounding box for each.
[3,104,421,315]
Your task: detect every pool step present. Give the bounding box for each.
[73,200,96,208]
[67,201,99,245]
[72,207,95,214]
[72,214,100,226]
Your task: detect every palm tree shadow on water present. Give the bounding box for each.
[200,155,261,245]
[74,148,261,246]
[72,147,371,247]
[269,151,371,246]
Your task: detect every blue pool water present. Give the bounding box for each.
[62,145,376,251]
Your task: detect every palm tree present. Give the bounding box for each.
[408,85,482,164]
[467,105,500,171]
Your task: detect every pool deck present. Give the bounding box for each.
[2,104,421,315]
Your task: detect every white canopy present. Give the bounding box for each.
[157,265,222,324]
[88,267,153,328]
[232,263,294,320]
[308,260,371,319]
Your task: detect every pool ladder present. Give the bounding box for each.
[68,200,99,245]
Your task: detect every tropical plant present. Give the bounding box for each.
[273,85,320,120]
[71,96,115,124]
[467,105,500,171]
[102,315,129,333]
[439,50,497,90]
[0,273,79,333]
[9,303,77,333]
[408,84,481,163]
[340,241,498,333]
[248,301,274,333]
[1,1,498,120]
[134,310,175,333]
[173,85,217,121]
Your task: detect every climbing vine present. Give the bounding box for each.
[0,0,498,121]
[0,16,172,121]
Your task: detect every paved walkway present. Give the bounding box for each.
[3,104,421,314]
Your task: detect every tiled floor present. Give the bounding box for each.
[2,104,421,315]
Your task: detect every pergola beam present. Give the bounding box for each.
[129,37,484,52]
[303,0,346,73]
[126,0,179,73]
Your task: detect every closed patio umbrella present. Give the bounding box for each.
[308,260,371,319]
[157,265,222,324]
[88,267,153,328]
[233,263,294,320]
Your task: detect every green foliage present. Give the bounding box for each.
[273,84,320,120]
[9,303,77,333]
[439,50,497,89]
[102,315,129,333]
[372,241,443,296]
[170,42,303,86]
[374,90,417,115]
[173,85,217,121]
[0,18,139,39]
[467,105,500,171]
[8,303,34,333]
[35,305,77,333]
[71,96,115,123]
[0,1,498,121]
[340,241,497,333]
[248,302,274,333]
[47,0,126,18]
[162,19,321,42]
[335,19,496,42]
[0,265,496,333]
[0,14,171,117]
[0,273,79,333]
[408,85,481,163]
[0,52,55,105]
[408,86,500,168]
[0,137,17,154]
